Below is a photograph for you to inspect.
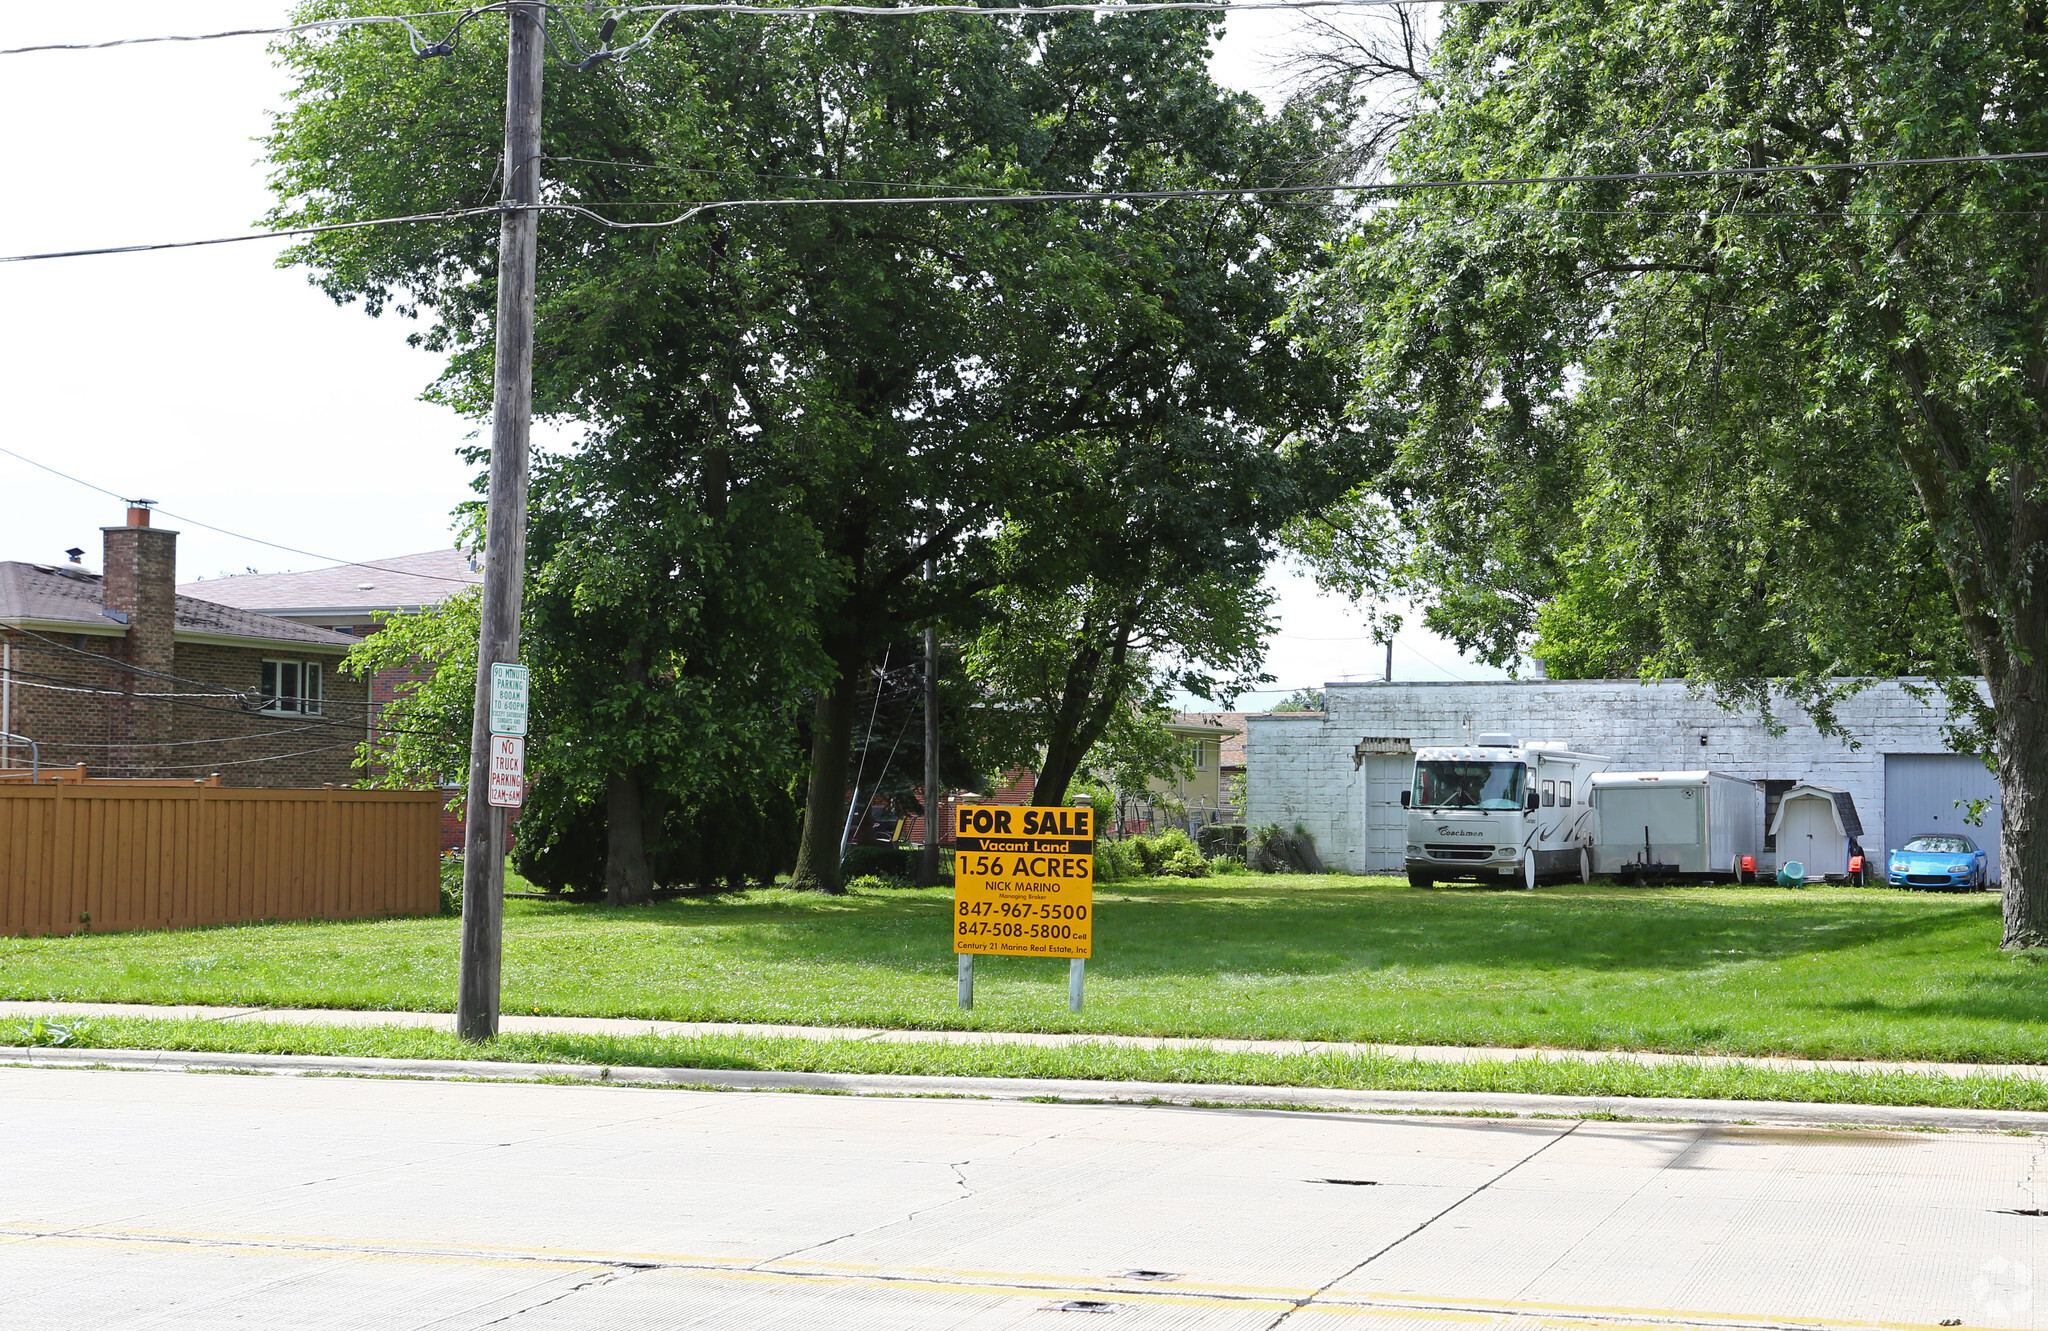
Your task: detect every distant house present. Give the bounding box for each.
[888,717,1243,848]
[180,548,485,848]
[1,507,364,786]
[1159,713,1241,823]
[180,547,482,722]
[179,548,482,635]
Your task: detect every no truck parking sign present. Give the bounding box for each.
[952,803,1093,959]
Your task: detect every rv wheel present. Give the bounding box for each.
[1523,857,1538,891]
[1579,848,1591,884]
[1406,870,1436,889]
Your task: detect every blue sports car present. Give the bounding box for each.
[1886,834,1989,891]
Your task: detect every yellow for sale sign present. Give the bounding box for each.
[952,803,1093,958]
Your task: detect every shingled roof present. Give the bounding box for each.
[179,548,481,615]
[0,561,353,652]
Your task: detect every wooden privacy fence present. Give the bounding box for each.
[0,785,443,936]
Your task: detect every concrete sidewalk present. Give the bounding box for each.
[5,998,2045,1082]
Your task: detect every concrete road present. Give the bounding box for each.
[2,1068,2042,1330]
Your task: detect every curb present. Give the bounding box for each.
[8,1044,2048,1133]
[8,1000,2047,1084]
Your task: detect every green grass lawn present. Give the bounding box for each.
[4,874,2044,1064]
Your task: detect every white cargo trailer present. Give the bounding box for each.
[1589,771,1765,880]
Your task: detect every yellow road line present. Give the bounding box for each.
[0,1225,1965,1331]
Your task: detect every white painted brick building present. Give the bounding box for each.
[1244,679,2004,881]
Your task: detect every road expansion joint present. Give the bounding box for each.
[1262,1120,1587,1330]
[463,1268,630,1329]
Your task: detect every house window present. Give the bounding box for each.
[261,659,323,715]
[1559,781,1573,808]
[1193,741,1208,770]
[1542,779,1556,807]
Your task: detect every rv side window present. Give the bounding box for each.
[1559,781,1572,807]
[1541,780,1556,807]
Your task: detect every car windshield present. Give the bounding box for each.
[1902,835,1974,854]
[1413,761,1526,811]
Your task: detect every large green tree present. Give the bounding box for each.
[1292,0,2048,941]
[269,0,1351,892]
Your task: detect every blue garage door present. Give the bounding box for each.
[1884,754,2002,884]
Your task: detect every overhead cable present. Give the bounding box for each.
[0,444,484,587]
[1,0,1504,58]
[5,150,2045,267]
[1,9,478,58]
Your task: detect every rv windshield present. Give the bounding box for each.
[1413,761,1526,811]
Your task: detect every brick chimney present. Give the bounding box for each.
[102,504,178,770]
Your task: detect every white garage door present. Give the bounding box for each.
[1885,753,2002,884]
[1361,755,1413,874]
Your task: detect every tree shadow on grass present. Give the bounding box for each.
[1805,967,2048,1027]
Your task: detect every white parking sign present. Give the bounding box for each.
[487,734,525,808]
[490,663,529,736]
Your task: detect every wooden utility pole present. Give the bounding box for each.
[921,618,940,886]
[458,1,545,1043]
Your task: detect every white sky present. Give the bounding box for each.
[0,2,1509,692]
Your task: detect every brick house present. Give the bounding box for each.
[179,547,484,847]
[0,507,365,786]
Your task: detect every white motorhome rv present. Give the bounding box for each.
[1588,771,1765,881]
[1401,735,1611,889]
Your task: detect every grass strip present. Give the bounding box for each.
[12,1017,2048,1113]
[8,879,2043,1065]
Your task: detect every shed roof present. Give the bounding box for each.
[1769,783,1865,839]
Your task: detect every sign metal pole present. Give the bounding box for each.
[957,953,974,1009]
[1069,958,1084,1012]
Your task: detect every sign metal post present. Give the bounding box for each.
[952,803,1094,1011]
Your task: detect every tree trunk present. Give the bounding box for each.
[605,769,652,905]
[1033,604,1140,807]
[1032,665,1131,806]
[1996,593,2048,947]
[792,654,858,894]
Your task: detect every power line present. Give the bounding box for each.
[142,741,367,772]
[0,203,507,265]
[0,0,1499,59]
[12,722,341,749]
[3,640,377,716]
[2,661,466,743]
[544,155,1041,194]
[0,444,483,588]
[0,10,478,58]
[7,150,2043,267]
